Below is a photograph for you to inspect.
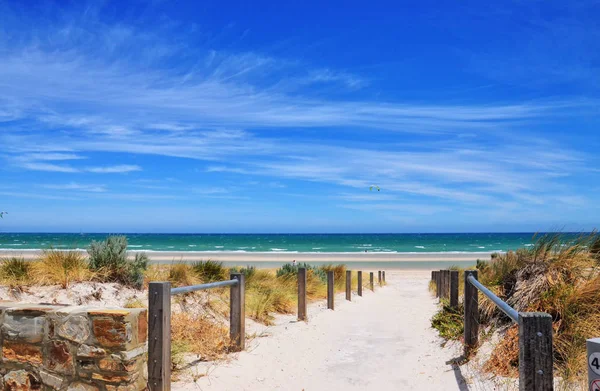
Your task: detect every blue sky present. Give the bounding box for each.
[0,0,599,233]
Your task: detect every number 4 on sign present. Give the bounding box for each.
[590,353,600,375]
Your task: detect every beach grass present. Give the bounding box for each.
[431,231,600,387]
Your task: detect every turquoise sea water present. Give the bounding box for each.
[0,233,545,253]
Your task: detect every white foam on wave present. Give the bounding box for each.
[270,248,287,251]
[128,245,143,248]
[415,246,425,249]
[215,246,224,248]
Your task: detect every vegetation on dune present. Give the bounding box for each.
[431,232,600,387]
[0,257,32,286]
[33,250,94,288]
[192,260,227,282]
[88,235,148,288]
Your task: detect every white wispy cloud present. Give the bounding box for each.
[85,165,142,174]
[41,183,107,193]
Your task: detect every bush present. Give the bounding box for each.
[192,260,226,282]
[87,236,148,288]
[34,250,93,288]
[276,262,327,283]
[0,257,32,286]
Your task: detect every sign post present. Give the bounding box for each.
[587,338,600,390]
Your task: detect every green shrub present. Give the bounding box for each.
[0,257,32,285]
[192,260,226,282]
[87,235,148,288]
[276,262,326,283]
[431,302,464,340]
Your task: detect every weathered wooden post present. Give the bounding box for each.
[464,270,479,353]
[378,270,382,285]
[440,270,445,299]
[327,271,334,310]
[518,313,553,391]
[435,271,441,298]
[345,270,352,301]
[431,270,435,282]
[230,273,245,351]
[450,270,459,308]
[298,267,307,321]
[357,271,363,297]
[148,282,171,391]
[382,271,386,284]
[370,272,374,291]
[444,270,450,299]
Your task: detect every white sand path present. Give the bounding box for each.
[175,271,470,391]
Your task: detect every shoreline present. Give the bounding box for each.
[1,250,492,263]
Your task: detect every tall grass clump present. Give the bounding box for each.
[192,260,227,282]
[34,250,94,288]
[0,257,32,286]
[168,262,199,287]
[87,235,148,289]
[432,231,600,387]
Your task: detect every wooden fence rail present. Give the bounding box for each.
[148,274,245,391]
[431,270,554,391]
[150,267,386,390]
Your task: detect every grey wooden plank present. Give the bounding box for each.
[518,312,553,391]
[148,281,171,391]
[230,273,246,351]
[298,268,307,321]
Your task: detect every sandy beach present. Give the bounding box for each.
[2,250,492,264]
[173,270,485,390]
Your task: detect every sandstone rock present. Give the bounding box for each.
[137,312,148,343]
[67,382,99,391]
[57,315,91,344]
[3,370,39,391]
[47,340,75,375]
[98,356,139,372]
[118,345,146,361]
[39,369,64,390]
[2,313,45,343]
[76,344,106,358]
[92,317,131,348]
[2,342,43,365]
[91,372,133,383]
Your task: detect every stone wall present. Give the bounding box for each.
[0,301,148,391]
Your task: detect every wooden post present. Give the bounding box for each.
[443,270,450,299]
[450,270,459,308]
[431,271,435,281]
[298,267,307,321]
[370,272,374,291]
[382,271,386,284]
[357,271,363,297]
[435,271,441,298]
[378,270,382,285]
[439,270,445,298]
[464,270,479,353]
[345,270,352,301]
[327,271,334,310]
[148,282,171,391]
[230,273,245,351]
[518,312,553,391]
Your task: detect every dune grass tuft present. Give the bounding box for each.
[33,250,94,288]
[0,257,32,286]
[192,260,227,282]
[170,312,231,367]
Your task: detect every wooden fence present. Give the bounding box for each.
[432,270,554,391]
[148,268,386,390]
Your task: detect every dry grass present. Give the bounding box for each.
[170,312,231,367]
[475,232,600,385]
[0,257,32,286]
[32,250,95,288]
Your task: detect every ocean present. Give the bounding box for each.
[0,232,541,253]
